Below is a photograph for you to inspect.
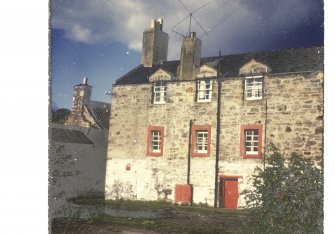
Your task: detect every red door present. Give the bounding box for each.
[224,179,238,209]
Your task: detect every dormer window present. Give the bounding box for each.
[153,83,167,104]
[197,80,212,102]
[245,75,263,100]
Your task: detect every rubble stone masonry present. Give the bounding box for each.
[105,71,323,207]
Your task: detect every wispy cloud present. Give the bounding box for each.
[51,0,323,59]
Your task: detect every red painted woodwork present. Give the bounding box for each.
[224,179,239,209]
[175,184,192,203]
[146,126,164,156]
[240,124,263,158]
[191,125,211,157]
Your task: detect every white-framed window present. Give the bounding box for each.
[146,126,164,156]
[151,130,162,152]
[191,125,211,157]
[197,80,212,102]
[195,130,208,153]
[240,125,262,158]
[153,83,167,104]
[245,75,263,100]
[244,129,259,155]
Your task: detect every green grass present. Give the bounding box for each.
[70,195,248,216]
[55,196,248,233]
[71,195,173,211]
[52,215,243,233]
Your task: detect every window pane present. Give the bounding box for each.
[244,129,259,154]
[245,78,263,100]
[153,84,167,103]
[197,80,212,102]
[195,130,208,153]
[151,130,161,152]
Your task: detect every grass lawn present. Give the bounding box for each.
[51,196,249,233]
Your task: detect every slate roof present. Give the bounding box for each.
[51,128,93,144]
[86,100,111,129]
[115,46,323,85]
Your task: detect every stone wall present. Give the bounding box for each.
[106,80,219,205]
[50,124,108,218]
[105,71,323,207]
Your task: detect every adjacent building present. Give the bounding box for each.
[66,77,111,129]
[105,19,323,208]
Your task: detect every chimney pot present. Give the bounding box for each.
[82,77,88,85]
[190,32,196,38]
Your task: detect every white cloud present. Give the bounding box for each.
[51,0,322,59]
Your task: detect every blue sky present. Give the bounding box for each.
[51,0,323,109]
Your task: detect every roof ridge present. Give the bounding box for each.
[216,45,323,58]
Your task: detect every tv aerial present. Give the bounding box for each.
[171,0,210,38]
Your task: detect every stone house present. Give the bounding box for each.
[66,77,111,129]
[105,19,323,208]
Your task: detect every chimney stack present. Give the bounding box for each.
[72,77,92,107]
[177,32,202,80]
[141,18,169,67]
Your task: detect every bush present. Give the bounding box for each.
[52,108,71,124]
[241,144,323,233]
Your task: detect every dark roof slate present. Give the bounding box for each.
[115,46,323,85]
[51,128,93,144]
[86,100,111,129]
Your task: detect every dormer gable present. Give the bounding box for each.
[239,59,271,75]
[149,68,174,82]
[196,64,217,78]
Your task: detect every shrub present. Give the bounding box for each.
[241,144,323,233]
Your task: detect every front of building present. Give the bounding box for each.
[105,19,323,208]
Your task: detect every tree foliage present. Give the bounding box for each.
[52,108,71,124]
[241,144,323,234]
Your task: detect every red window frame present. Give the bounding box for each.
[191,125,211,157]
[146,126,164,156]
[240,125,262,158]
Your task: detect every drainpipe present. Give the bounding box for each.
[187,119,194,205]
[264,100,268,170]
[214,57,222,208]
[187,119,193,185]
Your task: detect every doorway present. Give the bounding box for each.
[220,177,239,209]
